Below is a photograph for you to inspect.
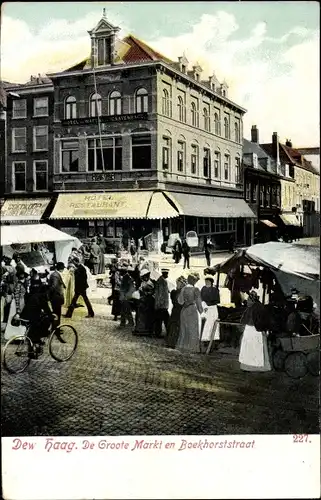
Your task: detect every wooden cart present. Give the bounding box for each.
[272,334,320,379]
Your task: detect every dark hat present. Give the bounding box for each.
[161,268,170,273]
[204,276,214,283]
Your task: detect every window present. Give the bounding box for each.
[198,217,210,234]
[235,156,241,183]
[265,185,271,207]
[276,185,281,206]
[191,102,197,127]
[33,126,48,151]
[177,95,186,122]
[224,116,230,139]
[214,151,220,178]
[162,137,171,170]
[88,137,122,171]
[252,182,257,202]
[245,182,251,201]
[260,186,265,207]
[33,160,48,191]
[162,88,171,117]
[177,141,185,172]
[12,127,26,152]
[90,93,102,117]
[191,144,198,175]
[214,112,221,135]
[224,154,230,180]
[203,148,210,178]
[34,97,48,117]
[203,107,210,132]
[65,96,77,119]
[132,134,151,170]
[97,38,111,66]
[13,161,26,191]
[12,99,27,119]
[135,88,148,113]
[109,91,121,116]
[61,140,79,172]
[234,121,240,143]
[271,186,277,206]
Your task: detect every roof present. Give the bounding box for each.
[243,138,270,160]
[260,142,319,175]
[1,224,79,246]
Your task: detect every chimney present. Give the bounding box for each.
[285,139,292,147]
[251,125,259,143]
[272,132,280,173]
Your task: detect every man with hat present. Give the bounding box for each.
[65,257,94,319]
[48,262,66,324]
[154,268,170,338]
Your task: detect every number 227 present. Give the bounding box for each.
[293,434,309,443]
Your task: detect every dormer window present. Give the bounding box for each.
[195,73,200,82]
[181,64,186,73]
[88,12,120,68]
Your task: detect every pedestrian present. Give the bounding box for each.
[200,276,221,346]
[111,264,122,320]
[89,237,101,275]
[176,272,203,353]
[204,236,212,267]
[47,262,66,325]
[1,257,16,324]
[228,234,235,253]
[173,239,182,264]
[182,239,190,269]
[166,275,187,348]
[96,233,106,279]
[108,258,118,305]
[154,268,170,338]
[64,257,94,319]
[133,269,155,335]
[12,253,26,275]
[26,268,42,299]
[119,266,135,327]
[130,238,137,263]
[4,271,28,340]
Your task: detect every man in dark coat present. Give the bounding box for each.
[154,268,170,338]
[65,257,94,318]
[48,262,66,324]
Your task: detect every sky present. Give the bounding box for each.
[1,1,320,150]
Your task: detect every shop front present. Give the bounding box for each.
[49,191,179,253]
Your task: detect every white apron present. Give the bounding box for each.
[239,325,271,372]
[201,305,220,341]
[4,299,27,340]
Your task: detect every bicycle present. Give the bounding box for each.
[2,315,78,374]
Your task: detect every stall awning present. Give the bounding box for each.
[280,214,301,226]
[260,219,277,228]
[146,192,179,219]
[50,191,179,220]
[166,192,256,218]
[0,198,51,222]
[1,224,78,246]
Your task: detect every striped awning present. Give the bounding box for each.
[260,219,277,228]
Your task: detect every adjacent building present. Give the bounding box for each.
[260,135,320,237]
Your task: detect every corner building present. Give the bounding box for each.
[48,13,255,251]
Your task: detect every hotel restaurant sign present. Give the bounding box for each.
[61,112,148,126]
[1,198,51,221]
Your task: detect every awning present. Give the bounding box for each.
[260,219,277,228]
[1,224,79,246]
[0,198,51,222]
[166,192,256,218]
[280,214,301,226]
[50,191,179,220]
[146,192,179,219]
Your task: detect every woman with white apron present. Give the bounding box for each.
[238,290,271,372]
[200,276,221,343]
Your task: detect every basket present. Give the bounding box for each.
[280,334,320,352]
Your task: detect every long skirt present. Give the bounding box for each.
[111,290,121,317]
[176,304,202,353]
[201,305,220,342]
[239,324,271,372]
[134,296,155,334]
[97,252,105,274]
[4,299,27,340]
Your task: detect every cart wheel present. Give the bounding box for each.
[306,352,320,377]
[284,352,308,379]
[272,348,287,371]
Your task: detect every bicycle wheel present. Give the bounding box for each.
[48,324,78,362]
[3,335,33,374]
[284,352,308,379]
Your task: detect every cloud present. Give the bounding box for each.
[0,10,319,148]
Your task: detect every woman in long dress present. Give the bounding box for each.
[239,290,271,372]
[166,276,187,348]
[4,271,28,340]
[176,273,203,353]
[133,269,155,335]
[200,276,221,344]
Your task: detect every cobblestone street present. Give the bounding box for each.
[1,300,319,437]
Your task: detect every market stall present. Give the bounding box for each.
[1,224,82,268]
[204,242,320,377]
